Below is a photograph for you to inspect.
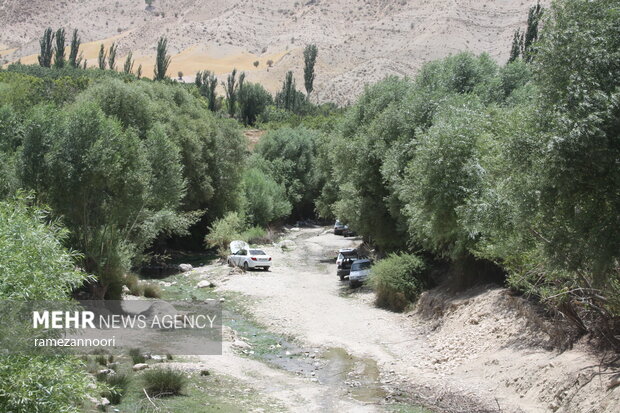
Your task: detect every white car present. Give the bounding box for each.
[227,241,272,271]
[348,259,371,287]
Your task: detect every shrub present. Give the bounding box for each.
[241,166,291,226]
[102,372,130,405]
[237,82,273,125]
[142,368,187,397]
[95,354,108,366]
[204,212,244,257]
[124,274,143,296]
[369,253,426,312]
[241,226,270,245]
[142,283,162,298]
[128,348,146,364]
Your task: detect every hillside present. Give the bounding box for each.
[0,0,542,104]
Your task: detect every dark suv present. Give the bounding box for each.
[336,248,359,280]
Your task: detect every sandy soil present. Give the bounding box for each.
[182,227,620,412]
[0,0,547,104]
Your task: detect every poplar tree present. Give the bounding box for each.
[53,28,66,68]
[108,42,118,71]
[98,44,106,69]
[303,44,318,97]
[68,29,82,68]
[38,28,54,68]
[123,52,134,74]
[154,37,171,81]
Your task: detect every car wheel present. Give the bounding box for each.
[263,267,270,271]
[243,262,249,271]
[339,273,345,281]
[227,259,233,267]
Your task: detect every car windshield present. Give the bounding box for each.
[250,249,266,255]
[351,261,371,271]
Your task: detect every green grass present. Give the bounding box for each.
[115,368,285,412]
[142,368,187,397]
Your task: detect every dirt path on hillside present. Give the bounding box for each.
[185,227,619,413]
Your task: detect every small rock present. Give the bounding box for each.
[132,363,149,371]
[122,285,130,294]
[179,263,193,272]
[97,397,110,408]
[196,280,215,288]
[232,339,251,350]
[151,355,163,361]
[219,298,225,303]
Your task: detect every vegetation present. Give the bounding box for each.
[0,196,94,412]
[142,368,187,397]
[154,36,171,80]
[369,253,427,312]
[68,29,82,68]
[38,27,54,68]
[98,44,106,69]
[303,44,318,97]
[53,28,66,69]
[108,42,118,71]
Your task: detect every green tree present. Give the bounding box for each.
[53,28,66,69]
[195,70,218,111]
[237,82,273,125]
[508,28,522,63]
[98,44,106,69]
[523,1,543,62]
[68,29,82,68]
[275,70,305,113]
[108,42,118,71]
[223,68,243,117]
[0,196,94,413]
[123,51,134,74]
[255,127,319,218]
[532,0,620,287]
[154,36,171,81]
[242,167,291,226]
[38,27,54,68]
[303,44,318,97]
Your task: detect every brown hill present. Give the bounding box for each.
[0,0,543,104]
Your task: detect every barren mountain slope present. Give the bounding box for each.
[0,0,543,104]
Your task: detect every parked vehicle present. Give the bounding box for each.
[227,241,272,271]
[333,220,346,235]
[336,248,359,280]
[348,259,371,287]
[342,226,356,237]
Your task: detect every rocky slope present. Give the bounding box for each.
[0,0,543,104]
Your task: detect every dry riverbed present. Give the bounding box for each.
[139,227,618,413]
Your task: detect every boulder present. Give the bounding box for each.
[132,363,149,371]
[196,280,215,289]
[277,239,296,249]
[178,263,193,272]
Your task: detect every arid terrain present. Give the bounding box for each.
[160,227,620,412]
[0,0,545,104]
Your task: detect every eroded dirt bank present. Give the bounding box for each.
[184,227,619,412]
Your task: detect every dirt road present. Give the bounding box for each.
[180,227,619,413]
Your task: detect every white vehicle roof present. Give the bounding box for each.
[230,240,250,254]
